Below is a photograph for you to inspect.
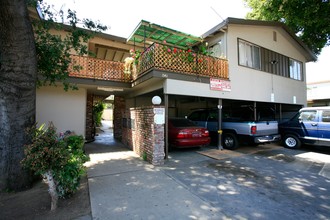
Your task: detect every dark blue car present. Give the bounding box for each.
[279,106,330,148]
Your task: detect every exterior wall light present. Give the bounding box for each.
[152,96,162,105]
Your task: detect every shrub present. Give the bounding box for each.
[21,123,88,210]
[55,135,89,197]
[93,102,105,127]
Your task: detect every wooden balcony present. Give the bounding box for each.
[69,43,229,82]
[135,43,229,79]
[69,55,131,82]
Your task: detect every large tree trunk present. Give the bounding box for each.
[0,0,37,190]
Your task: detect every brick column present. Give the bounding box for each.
[85,93,94,141]
[114,96,125,140]
[152,122,165,165]
[122,106,165,165]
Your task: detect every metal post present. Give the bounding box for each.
[143,25,146,50]
[254,101,257,121]
[218,99,223,150]
[164,94,169,159]
[274,103,277,121]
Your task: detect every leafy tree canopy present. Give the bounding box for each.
[244,0,330,56]
[28,0,108,90]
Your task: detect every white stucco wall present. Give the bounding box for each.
[36,86,87,137]
[164,25,307,105]
[225,24,308,105]
[165,24,308,105]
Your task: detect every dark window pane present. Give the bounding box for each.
[322,110,330,122]
[170,118,195,127]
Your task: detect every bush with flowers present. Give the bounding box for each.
[21,122,88,211]
[157,40,212,64]
[129,41,213,74]
[129,49,142,65]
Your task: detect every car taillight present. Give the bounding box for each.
[177,131,188,138]
[202,130,209,137]
[251,125,257,134]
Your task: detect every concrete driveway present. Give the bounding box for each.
[85,126,330,220]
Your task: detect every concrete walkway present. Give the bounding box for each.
[84,121,227,220]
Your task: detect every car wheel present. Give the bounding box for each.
[283,134,301,149]
[223,133,239,150]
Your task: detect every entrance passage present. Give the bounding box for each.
[94,120,115,145]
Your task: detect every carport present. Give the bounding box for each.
[160,94,303,159]
[110,86,302,164]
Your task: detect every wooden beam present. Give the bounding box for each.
[95,44,129,53]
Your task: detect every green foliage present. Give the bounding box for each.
[142,151,148,161]
[93,102,105,127]
[55,135,89,197]
[130,49,142,65]
[21,123,69,175]
[244,0,330,56]
[21,123,89,198]
[157,41,212,64]
[197,43,212,56]
[30,1,108,91]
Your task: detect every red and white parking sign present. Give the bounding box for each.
[210,78,231,91]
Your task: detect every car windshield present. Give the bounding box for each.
[170,118,195,127]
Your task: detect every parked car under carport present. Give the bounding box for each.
[168,117,211,149]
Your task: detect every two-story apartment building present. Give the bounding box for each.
[35,17,316,164]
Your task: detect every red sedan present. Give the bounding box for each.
[168,118,211,148]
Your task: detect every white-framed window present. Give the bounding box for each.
[289,59,302,80]
[210,41,224,58]
[238,39,261,70]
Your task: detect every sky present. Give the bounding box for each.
[44,0,329,83]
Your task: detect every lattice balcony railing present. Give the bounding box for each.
[69,44,229,82]
[135,43,229,79]
[69,55,131,82]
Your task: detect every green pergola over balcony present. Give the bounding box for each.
[127,20,202,50]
